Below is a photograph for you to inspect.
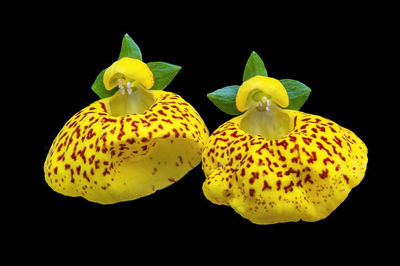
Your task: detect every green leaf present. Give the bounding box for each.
[280,79,311,110]
[118,33,142,60]
[207,85,242,115]
[243,51,268,82]
[147,62,181,91]
[91,69,118,98]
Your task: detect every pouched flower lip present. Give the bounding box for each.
[44,42,209,204]
[202,75,368,225]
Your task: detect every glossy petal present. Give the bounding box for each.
[202,110,367,224]
[44,90,209,204]
[103,57,154,91]
[236,76,289,112]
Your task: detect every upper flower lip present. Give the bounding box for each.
[235,76,289,112]
[103,57,154,91]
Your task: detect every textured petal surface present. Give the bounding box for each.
[202,110,367,224]
[44,91,208,204]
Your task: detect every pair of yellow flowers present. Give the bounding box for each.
[44,43,367,225]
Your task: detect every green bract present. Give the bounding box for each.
[91,34,181,98]
[207,51,311,114]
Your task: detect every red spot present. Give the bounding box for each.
[276,180,282,190]
[77,147,87,163]
[300,124,309,130]
[213,137,229,145]
[275,140,288,150]
[64,164,71,170]
[289,136,297,142]
[102,168,110,176]
[277,150,286,161]
[296,180,303,187]
[168,178,176,182]
[83,171,90,182]
[333,136,343,148]
[162,106,169,110]
[161,119,173,124]
[304,174,313,184]
[302,137,312,145]
[87,128,96,139]
[336,164,341,171]
[248,156,254,164]
[243,143,249,152]
[70,169,75,183]
[53,167,58,175]
[240,168,246,176]
[316,125,326,132]
[323,157,335,165]
[312,128,318,133]
[162,132,171,138]
[172,128,180,137]
[157,110,167,116]
[131,121,139,132]
[307,151,318,164]
[265,157,274,172]
[230,131,242,138]
[258,158,264,166]
[235,153,242,160]
[319,169,329,179]
[262,180,272,191]
[251,172,259,180]
[249,189,255,197]
[343,174,350,184]
[102,117,117,123]
[277,171,283,177]
[99,102,107,113]
[316,142,332,156]
[76,165,81,175]
[284,181,294,193]
[158,124,164,130]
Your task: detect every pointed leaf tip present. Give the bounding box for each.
[118,33,142,60]
[243,51,268,82]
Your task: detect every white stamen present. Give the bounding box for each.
[126,81,132,94]
[266,99,271,111]
[258,101,263,110]
[120,88,125,95]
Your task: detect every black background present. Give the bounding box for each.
[12,4,392,261]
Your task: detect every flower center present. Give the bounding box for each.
[236,76,292,139]
[108,80,155,116]
[103,57,156,116]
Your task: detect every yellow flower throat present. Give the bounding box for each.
[236,76,292,140]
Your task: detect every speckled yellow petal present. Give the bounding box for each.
[44,90,209,204]
[103,57,154,90]
[236,76,289,112]
[202,110,367,224]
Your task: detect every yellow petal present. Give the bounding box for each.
[201,110,367,224]
[236,76,289,112]
[103,57,154,90]
[44,90,209,204]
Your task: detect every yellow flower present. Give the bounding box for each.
[202,75,367,224]
[44,58,209,204]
